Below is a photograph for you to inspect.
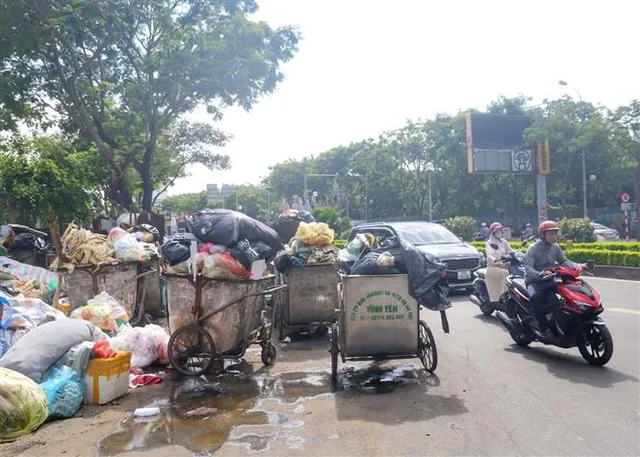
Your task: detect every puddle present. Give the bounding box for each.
[98,362,429,456]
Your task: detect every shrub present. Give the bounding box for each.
[312,207,352,237]
[443,216,476,241]
[558,218,596,243]
[334,239,347,248]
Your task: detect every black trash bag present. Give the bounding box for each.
[350,252,403,276]
[10,232,37,250]
[161,240,191,266]
[274,251,292,274]
[132,224,160,243]
[192,209,280,248]
[228,239,259,270]
[252,241,277,261]
[401,247,451,311]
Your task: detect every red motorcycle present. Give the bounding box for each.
[496,261,614,366]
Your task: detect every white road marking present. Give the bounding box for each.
[607,308,640,315]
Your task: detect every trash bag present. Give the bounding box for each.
[70,292,130,333]
[350,251,403,276]
[401,247,451,311]
[252,241,276,260]
[57,341,95,376]
[39,365,84,419]
[202,252,251,279]
[109,326,158,368]
[9,232,37,250]
[113,233,145,262]
[144,324,170,365]
[0,319,104,382]
[107,227,127,244]
[131,224,160,243]
[161,240,190,266]
[165,259,192,275]
[191,209,280,249]
[0,367,48,441]
[228,239,259,270]
[294,222,334,246]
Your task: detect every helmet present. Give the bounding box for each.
[480,222,487,227]
[489,222,504,233]
[525,223,531,228]
[538,220,560,234]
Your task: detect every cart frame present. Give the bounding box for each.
[61,261,157,326]
[165,273,287,376]
[273,263,339,340]
[330,273,438,381]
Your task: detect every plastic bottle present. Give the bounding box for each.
[133,407,160,417]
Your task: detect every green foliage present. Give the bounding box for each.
[223,185,273,220]
[558,218,596,242]
[443,216,476,241]
[161,191,208,215]
[0,0,300,211]
[334,239,347,248]
[565,249,640,268]
[312,206,352,236]
[0,135,106,225]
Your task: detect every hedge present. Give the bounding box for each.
[334,239,640,267]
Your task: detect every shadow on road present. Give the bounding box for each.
[504,346,639,388]
[473,313,503,329]
[333,362,467,424]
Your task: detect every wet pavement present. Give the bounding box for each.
[97,349,437,456]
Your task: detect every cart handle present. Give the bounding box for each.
[197,284,288,324]
[335,282,344,313]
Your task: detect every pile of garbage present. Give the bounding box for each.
[0,257,59,301]
[51,224,160,272]
[339,234,452,314]
[271,209,315,245]
[0,289,170,441]
[161,209,281,280]
[274,222,339,274]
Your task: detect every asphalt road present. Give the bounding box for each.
[214,276,640,457]
[9,277,637,457]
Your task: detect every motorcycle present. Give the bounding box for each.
[470,251,526,315]
[469,236,535,316]
[495,260,614,366]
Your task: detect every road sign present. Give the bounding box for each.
[511,148,533,172]
[621,202,632,211]
[620,192,631,203]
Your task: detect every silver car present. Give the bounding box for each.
[591,222,620,241]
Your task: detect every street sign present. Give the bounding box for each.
[621,202,632,211]
[620,192,631,203]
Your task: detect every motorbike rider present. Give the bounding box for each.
[520,223,533,241]
[477,222,490,241]
[524,221,585,342]
[485,222,513,306]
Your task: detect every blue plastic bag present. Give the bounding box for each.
[39,365,84,419]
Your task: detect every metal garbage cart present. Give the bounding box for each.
[330,273,438,381]
[62,261,158,324]
[165,273,287,376]
[273,263,339,340]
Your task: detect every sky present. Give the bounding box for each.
[169,0,639,196]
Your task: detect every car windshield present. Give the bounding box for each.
[592,223,607,230]
[393,224,460,245]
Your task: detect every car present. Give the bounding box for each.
[591,222,620,241]
[348,221,484,291]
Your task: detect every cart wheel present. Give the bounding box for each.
[330,322,339,381]
[316,325,329,336]
[261,341,277,366]
[418,320,438,373]
[168,324,216,376]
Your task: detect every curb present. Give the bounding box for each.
[592,265,640,281]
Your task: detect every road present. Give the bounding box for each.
[5,278,639,457]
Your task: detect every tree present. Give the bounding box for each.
[610,100,640,237]
[0,135,107,225]
[224,184,271,220]
[161,191,207,215]
[0,0,299,211]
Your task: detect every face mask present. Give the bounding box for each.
[494,230,503,239]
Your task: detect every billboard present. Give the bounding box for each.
[466,112,533,174]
